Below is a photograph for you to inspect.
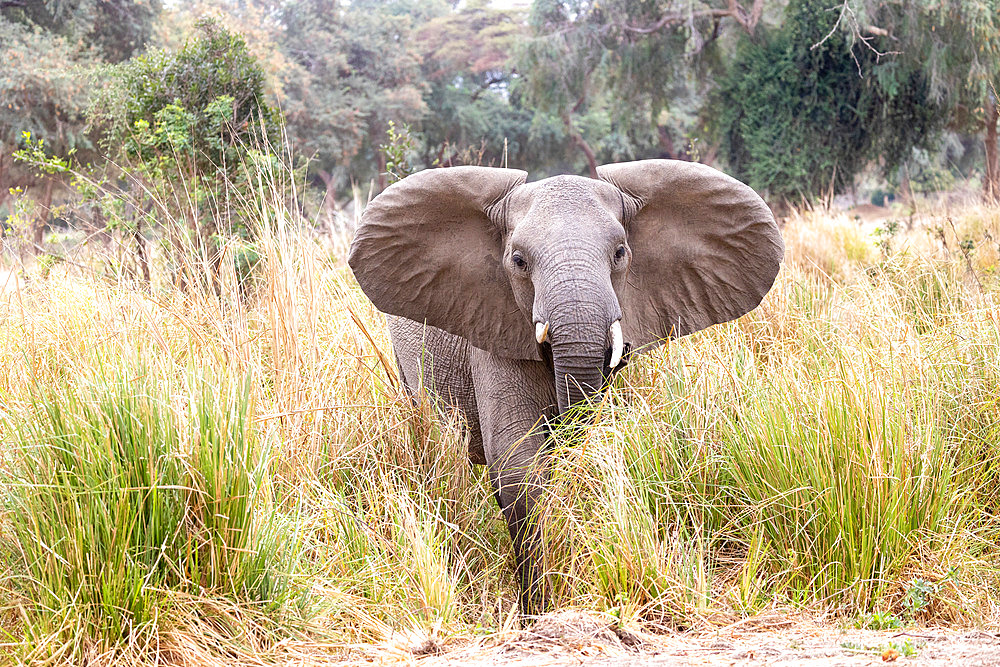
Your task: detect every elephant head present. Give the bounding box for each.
[349,160,783,414]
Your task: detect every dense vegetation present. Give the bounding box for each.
[1,155,998,664]
[1,0,999,664]
[2,0,998,232]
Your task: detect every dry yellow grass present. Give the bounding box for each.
[0,196,998,664]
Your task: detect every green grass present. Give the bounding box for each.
[1,364,302,662]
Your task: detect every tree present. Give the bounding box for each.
[414,0,546,171]
[1,0,161,63]
[337,2,429,191]
[86,18,282,282]
[519,0,765,177]
[852,0,1000,201]
[519,0,607,177]
[714,0,944,203]
[91,18,279,165]
[265,0,428,194]
[0,0,160,244]
[0,20,90,239]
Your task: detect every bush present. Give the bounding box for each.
[91,17,279,174]
[83,17,284,282]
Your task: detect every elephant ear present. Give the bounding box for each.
[597,159,783,348]
[349,166,539,360]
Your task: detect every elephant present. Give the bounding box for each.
[348,159,783,612]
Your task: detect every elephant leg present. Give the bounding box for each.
[470,348,557,614]
[386,315,487,464]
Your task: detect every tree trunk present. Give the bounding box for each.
[34,177,54,250]
[898,162,918,229]
[573,134,599,179]
[562,112,598,178]
[985,94,999,204]
[0,152,7,213]
[317,168,338,214]
[376,150,388,193]
[657,125,678,159]
[0,152,6,238]
[135,216,150,286]
[89,204,111,249]
[898,162,913,206]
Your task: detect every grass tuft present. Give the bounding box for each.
[1,363,302,661]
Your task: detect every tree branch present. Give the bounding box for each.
[747,0,765,35]
[810,0,901,67]
[621,1,763,37]
[622,9,732,35]
[561,111,597,178]
[470,72,509,102]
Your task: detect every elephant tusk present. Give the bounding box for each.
[536,321,549,344]
[609,320,624,368]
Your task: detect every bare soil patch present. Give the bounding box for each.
[404,613,1000,667]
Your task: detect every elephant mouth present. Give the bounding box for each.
[537,339,634,399]
[602,341,633,380]
[539,317,630,414]
[536,339,554,369]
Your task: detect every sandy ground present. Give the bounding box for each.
[403,613,1000,667]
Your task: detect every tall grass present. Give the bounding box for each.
[1,154,999,664]
[1,364,301,662]
[535,208,1000,628]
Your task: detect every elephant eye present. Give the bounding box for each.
[511,251,528,271]
[614,244,628,262]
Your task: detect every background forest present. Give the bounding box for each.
[2,1,1000,665]
[2,0,999,245]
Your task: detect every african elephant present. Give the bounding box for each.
[348,159,783,612]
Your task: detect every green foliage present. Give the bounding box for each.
[855,610,903,630]
[380,121,417,184]
[862,0,1000,129]
[269,0,428,188]
[518,0,749,176]
[91,18,280,174]
[0,0,161,63]
[0,15,94,204]
[0,0,161,210]
[413,0,557,172]
[71,17,286,279]
[13,132,74,176]
[715,0,944,202]
[2,364,301,659]
[4,0,998,205]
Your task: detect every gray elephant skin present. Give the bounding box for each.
[348,159,784,612]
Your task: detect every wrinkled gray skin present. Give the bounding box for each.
[387,315,559,613]
[348,159,784,613]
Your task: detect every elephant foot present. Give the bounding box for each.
[515,553,547,617]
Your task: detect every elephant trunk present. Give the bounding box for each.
[552,349,606,414]
[546,291,620,415]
